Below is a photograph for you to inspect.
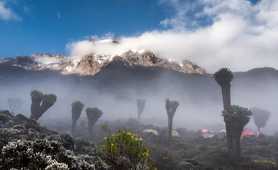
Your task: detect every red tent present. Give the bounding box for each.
[241,128,257,138]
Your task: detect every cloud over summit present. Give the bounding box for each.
[68,0,278,73]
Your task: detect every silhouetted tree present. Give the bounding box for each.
[251,107,270,135]
[223,105,252,161]
[214,68,233,110]
[30,90,43,120]
[214,68,234,159]
[30,90,57,121]
[71,101,84,136]
[86,107,103,137]
[165,99,179,141]
[136,99,146,120]
[214,68,252,162]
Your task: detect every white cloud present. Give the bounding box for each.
[0,1,19,21]
[67,0,278,73]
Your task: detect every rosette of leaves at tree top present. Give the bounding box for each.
[30,90,57,121]
[223,105,252,128]
[214,68,233,110]
[214,68,234,87]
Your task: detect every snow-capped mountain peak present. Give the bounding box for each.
[0,51,206,76]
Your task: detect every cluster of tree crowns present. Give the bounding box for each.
[29,90,104,138]
[26,89,182,141]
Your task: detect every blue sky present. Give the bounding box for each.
[0,0,259,58]
[0,0,171,57]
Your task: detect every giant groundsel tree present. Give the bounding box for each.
[250,107,270,135]
[214,68,251,162]
[136,99,146,120]
[223,105,252,161]
[71,101,84,136]
[86,107,103,137]
[165,98,179,141]
[30,90,57,121]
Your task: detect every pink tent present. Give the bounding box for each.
[241,128,257,138]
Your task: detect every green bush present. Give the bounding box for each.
[101,130,154,170]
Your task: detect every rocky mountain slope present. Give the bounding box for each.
[0,51,206,76]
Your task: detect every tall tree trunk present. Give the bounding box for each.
[226,127,241,162]
[231,131,241,162]
[72,120,77,136]
[222,84,231,111]
[168,116,173,141]
[88,123,93,138]
[226,121,243,162]
[225,123,233,158]
[222,84,233,160]
[30,100,41,120]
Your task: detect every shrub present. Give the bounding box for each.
[0,139,106,170]
[101,130,154,170]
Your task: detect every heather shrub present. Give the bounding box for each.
[0,139,105,170]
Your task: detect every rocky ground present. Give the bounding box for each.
[1,110,278,170]
[0,110,108,170]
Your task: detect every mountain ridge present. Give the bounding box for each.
[0,50,206,76]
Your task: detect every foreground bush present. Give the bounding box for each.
[101,130,155,170]
[0,139,107,170]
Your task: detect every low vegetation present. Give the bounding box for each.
[101,130,154,170]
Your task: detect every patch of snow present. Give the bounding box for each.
[64,65,74,72]
[95,54,111,64]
